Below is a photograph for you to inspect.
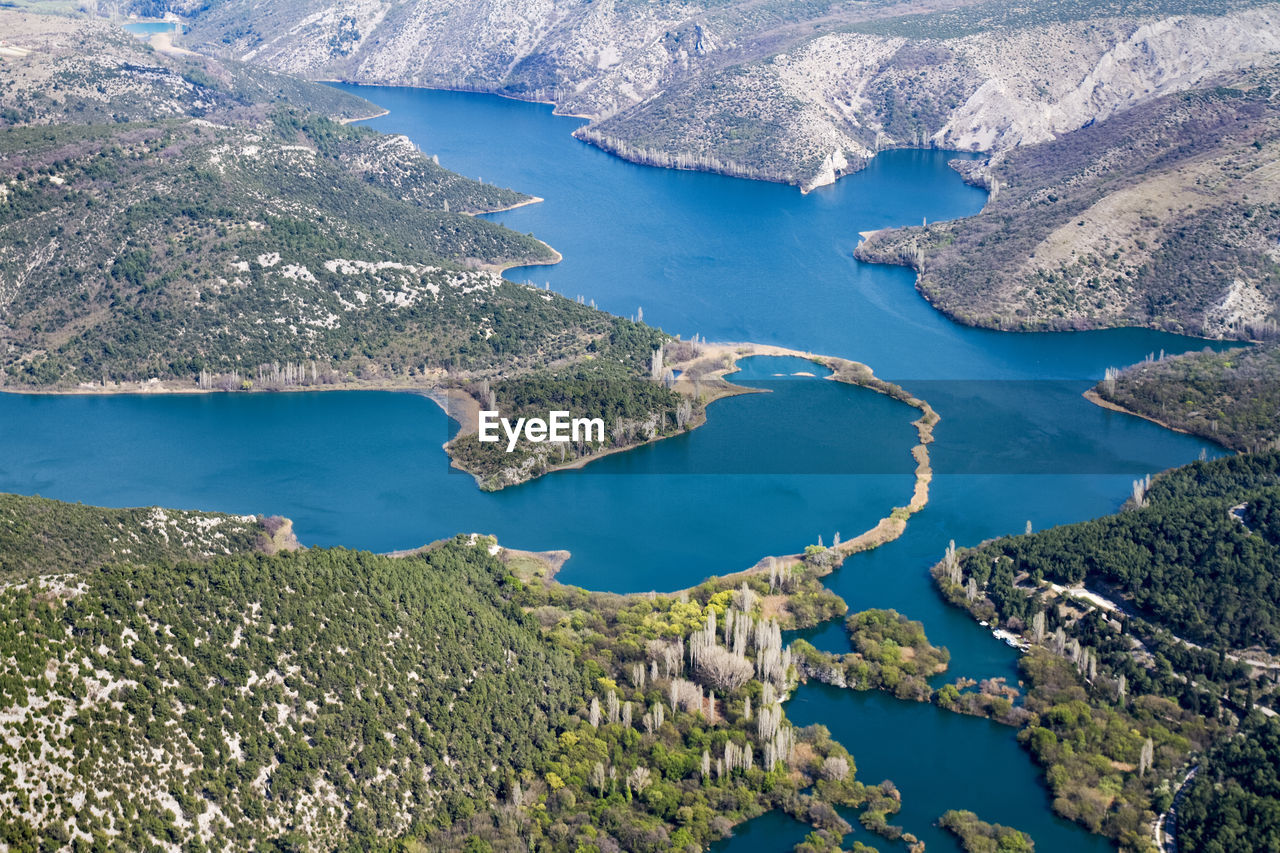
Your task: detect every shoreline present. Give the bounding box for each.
[319,78,594,120]
[659,343,937,590]
[854,236,1267,345]
[486,241,561,274]
[338,107,390,124]
[401,339,937,608]
[329,91,560,263]
[314,78,976,193]
[483,194,544,214]
[1082,388,1199,438]
[11,338,939,509]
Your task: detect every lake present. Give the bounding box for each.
[122,21,185,36]
[3,84,1235,850]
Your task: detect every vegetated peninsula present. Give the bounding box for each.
[931,450,1280,851]
[856,69,1280,339]
[1089,342,1280,453]
[169,0,1279,191]
[0,10,688,489]
[0,490,954,852]
[938,809,1035,853]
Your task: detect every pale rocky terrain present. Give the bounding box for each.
[856,69,1280,337]
[588,5,1280,189]
[0,10,375,124]
[170,0,1280,189]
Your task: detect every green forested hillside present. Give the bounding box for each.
[0,110,570,387]
[0,492,284,581]
[929,452,1280,847]
[1092,343,1280,453]
[1178,713,1280,853]
[0,496,912,852]
[447,364,685,489]
[953,451,1280,651]
[0,543,587,850]
[0,10,676,395]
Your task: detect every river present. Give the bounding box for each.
[1,85,1235,850]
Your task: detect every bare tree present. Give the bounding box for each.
[1138,737,1154,777]
[607,690,620,724]
[590,762,607,796]
[696,645,753,691]
[627,766,652,795]
[820,756,849,781]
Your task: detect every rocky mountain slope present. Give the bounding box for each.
[856,71,1280,338]
[0,10,376,125]
[174,0,1280,190]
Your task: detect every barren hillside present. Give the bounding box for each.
[173,0,1280,189]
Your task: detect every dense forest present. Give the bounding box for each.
[0,542,589,850]
[0,493,943,851]
[446,358,687,489]
[0,492,287,581]
[931,451,1280,849]
[952,451,1280,651]
[1093,342,1280,453]
[1177,713,1280,853]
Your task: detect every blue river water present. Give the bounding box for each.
[1,85,1237,850]
[122,21,185,36]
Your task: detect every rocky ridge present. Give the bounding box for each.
[175,0,1280,189]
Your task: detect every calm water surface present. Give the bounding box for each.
[122,21,184,36]
[3,86,1238,851]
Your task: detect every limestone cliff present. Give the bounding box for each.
[172,0,1280,189]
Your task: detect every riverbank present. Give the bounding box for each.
[338,107,391,124]
[1082,388,1198,438]
[327,77,957,194]
[484,240,562,273]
